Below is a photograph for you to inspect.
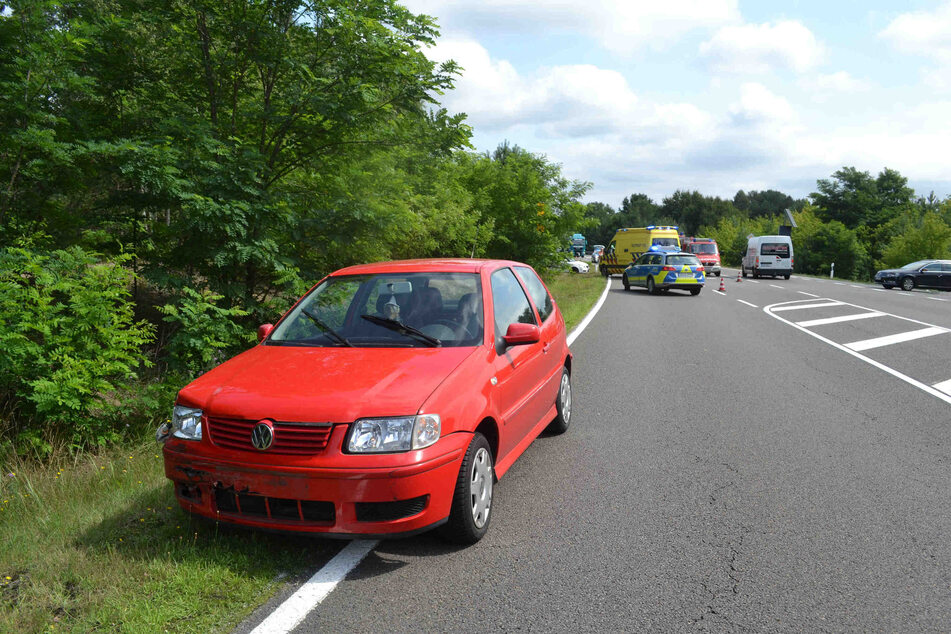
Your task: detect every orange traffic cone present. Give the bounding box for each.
[736,269,741,282]
[718,277,726,292]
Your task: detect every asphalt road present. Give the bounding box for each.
[240,270,951,633]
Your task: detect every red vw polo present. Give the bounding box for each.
[158,259,573,544]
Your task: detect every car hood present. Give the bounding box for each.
[876,269,902,275]
[177,344,477,422]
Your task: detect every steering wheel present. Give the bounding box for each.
[430,318,479,340]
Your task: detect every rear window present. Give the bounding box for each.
[760,243,789,257]
[666,255,701,266]
[689,243,718,254]
[652,237,679,247]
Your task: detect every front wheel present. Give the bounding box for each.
[547,367,571,434]
[622,273,630,291]
[901,276,915,292]
[439,433,494,545]
[647,276,657,295]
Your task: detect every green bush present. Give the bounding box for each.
[159,287,254,378]
[0,247,154,455]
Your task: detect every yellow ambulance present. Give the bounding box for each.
[598,226,682,276]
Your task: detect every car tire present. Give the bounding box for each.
[882,283,893,289]
[647,276,657,295]
[741,266,747,278]
[784,274,790,280]
[901,276,915,291]
[690,288,701,295]
[439,432,493,545]
[547,367,571,434]
[715,272,721,277]
[622,273,630,291]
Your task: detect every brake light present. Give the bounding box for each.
[755,257,759,265]
[697,266,704,272]
[661,265,676,271]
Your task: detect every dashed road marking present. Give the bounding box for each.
[834,282,847,286]
[737,299,757,308]
[769,284,784,289]
[929,297,948,302]
[844,326,948,352]
[747,279,760,283]
[797,291,820,297]
[850,285,863,288]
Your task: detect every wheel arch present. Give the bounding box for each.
[474,417,499,465]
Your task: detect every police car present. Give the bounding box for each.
[622,250,705,295]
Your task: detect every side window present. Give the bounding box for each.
[491,268,537,342]
[514,266,554,322]
[942,263,951,272]
[633,254,649,266]
[648,254,662,265]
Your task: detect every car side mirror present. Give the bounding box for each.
[257,323,274,342]
[502,322,540,347]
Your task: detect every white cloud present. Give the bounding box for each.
[798,71,872,101]
[403,0,740,55]
[699,20,823,74]
[880,3,951,63]
[728,83,796,124]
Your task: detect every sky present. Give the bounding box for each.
[400,0,951,208]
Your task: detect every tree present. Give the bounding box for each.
[881,211,951,268]
[661,190,737,236]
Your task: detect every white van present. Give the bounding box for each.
[742,235,793,279]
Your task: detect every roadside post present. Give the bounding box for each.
[830,262,835,279]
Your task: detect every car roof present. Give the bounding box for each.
[331,258,523,276]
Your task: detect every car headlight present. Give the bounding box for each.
[347,414,441,453]
[171,405,203,441]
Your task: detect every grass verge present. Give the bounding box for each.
[0,271,607,632]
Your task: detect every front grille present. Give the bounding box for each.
[213,486,335,523]
[355,495,429,522]
[206,417,334,455]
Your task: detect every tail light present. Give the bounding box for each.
[697,266,704,273]
[661,265,676,271]
[755,257,760,265]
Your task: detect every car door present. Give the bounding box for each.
[942,263,951,289]
[917,262,942,289]
[514,265,564,411]
[489,267,550,461]
[629,254,650,286]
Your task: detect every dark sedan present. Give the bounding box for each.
[874,260,951,291]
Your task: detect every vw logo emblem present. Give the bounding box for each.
[251,420,274,451]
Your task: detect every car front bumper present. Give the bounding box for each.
[162,427,471,537]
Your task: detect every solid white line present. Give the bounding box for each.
[796,312,885,327]
[934,379,951,396]
[251,540,377,634]
[763,302,951,406]
[844,326,948,352]
[737,299,758,308]
[797,291,820,297]
[771,301,844,312]
[567,276,611,347]
[769,284,784,289]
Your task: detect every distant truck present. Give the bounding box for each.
[682,237,721,277]
[741,235,794,279]
[599,226,681,276]
[570,233,587,257]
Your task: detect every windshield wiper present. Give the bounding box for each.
[300,308,353,347]
[360,314,441,347]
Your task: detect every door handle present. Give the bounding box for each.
[543,341,552,353]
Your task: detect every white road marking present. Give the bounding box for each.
[850,285,863,288]
[844,326,949,351]
[737,299,758,308]
[769,284,784,289]
[251,540,378,634]
[713,289,726,295]
[567,276,611,347]
[934,379,951,396]
[929,297,948,302]
[771,301,844,312]
[796,312,885,327]
[764,299,951,406]
[834,282,847,286]
[747,280,760,284]
[797,291,820,297]
[871,289,888,292]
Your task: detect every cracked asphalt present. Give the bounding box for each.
[247,275,951,633]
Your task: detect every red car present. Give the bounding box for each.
[157,259,573,544]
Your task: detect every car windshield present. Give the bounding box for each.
[652,237,679,247]
[761,243,789,257]
[667,255,701,266]
[690,243,718,254]
[900,260,933,269]
[268,272,483,347]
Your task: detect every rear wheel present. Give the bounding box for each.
[647,276,657,295]
[784,274,790,280]
[622,273,630,291]
[901,276,915,291]
[439,433,493,545]
[741,266,747,278]
[547,367,571,434]
[690,287,701,296]
[715,272,721,277]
